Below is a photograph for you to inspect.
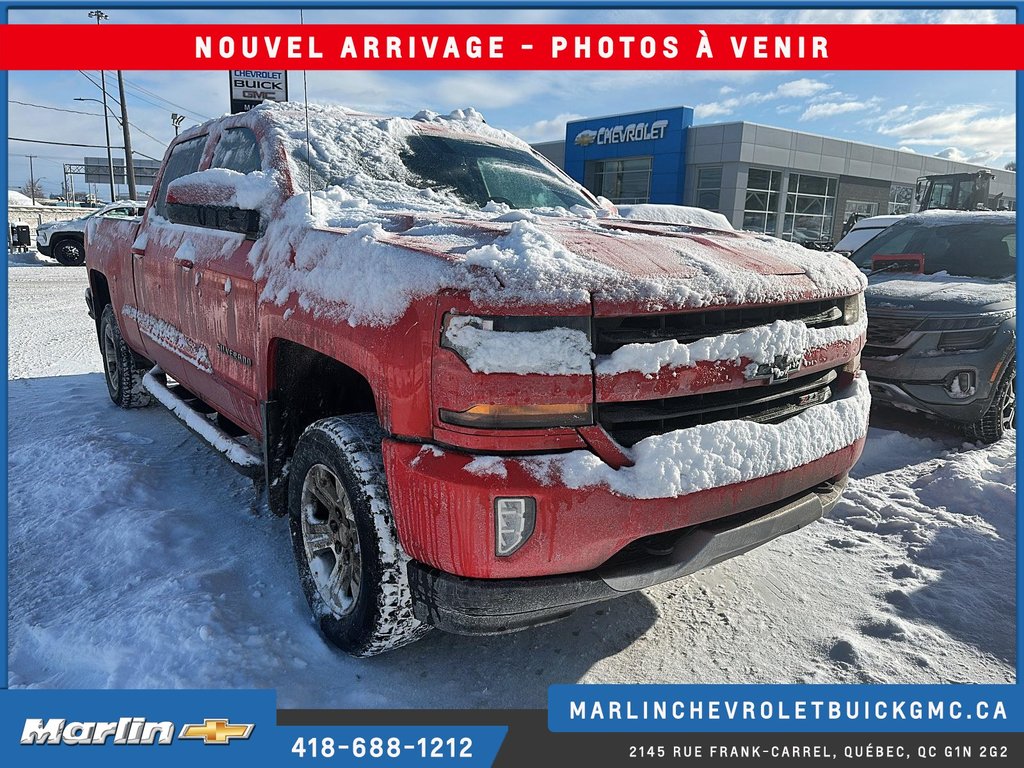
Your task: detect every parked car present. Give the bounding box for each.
[84,103,869,656]
[834,214,905,255]
[852,210,1015,442]
[36,200,145,266]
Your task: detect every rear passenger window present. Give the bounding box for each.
[211,128,263,174]
[155,136,207,219]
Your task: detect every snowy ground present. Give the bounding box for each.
[6,259,1016,707]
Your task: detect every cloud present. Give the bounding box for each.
[513,112,587,143]
[695,77,830,119]
[875,105,1016,159]
[774,78,831,99]
[800,99,880,121]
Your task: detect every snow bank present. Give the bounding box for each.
[444,315,593,375]
[617,204,733,230]
[8,189,36,206]
[866,273,1015,307]
[597,317,867,376]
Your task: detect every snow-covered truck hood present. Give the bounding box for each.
[251,201,866,326]
[865,273,1016,314]
[189,103,864,325]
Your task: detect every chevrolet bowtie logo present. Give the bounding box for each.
[179,719,254,745]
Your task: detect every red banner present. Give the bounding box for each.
[1,24,1023,70]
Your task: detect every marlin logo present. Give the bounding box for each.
[574,130,597,147]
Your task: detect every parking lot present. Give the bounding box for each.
[6,261,1015,707]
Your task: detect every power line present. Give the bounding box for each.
[86,69,210,124]
[9,137,160,162]
[106,71,213,122]
[10,99,103,117]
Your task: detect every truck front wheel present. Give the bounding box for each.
[99,304,153,409]
[289,414,428,657]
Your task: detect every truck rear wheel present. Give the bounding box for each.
[52,237,86,267]
[99,304,153,409]
[289,414,428,657]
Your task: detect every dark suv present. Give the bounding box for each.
[853,210,1016,442]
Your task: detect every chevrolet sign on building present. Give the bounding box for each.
[562,106,693,206]
[575,119,670,147]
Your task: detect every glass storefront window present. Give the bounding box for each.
[889,184,914,214]
[742,167,782,234]
[781,172,837,244]
[589,157,652,204]
[696,166,722,211]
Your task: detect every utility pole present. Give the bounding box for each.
[26,154,37,204]
[117,71,136,199]
[89,9,116,202]
[171,113,185,137]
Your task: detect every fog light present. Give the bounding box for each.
[494,497,536,557]
[946,370,976,399]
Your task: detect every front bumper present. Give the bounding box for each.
[36,241,52,257]
[408,474,847,634]
[862,326,1013,424]
[384,376,869,581]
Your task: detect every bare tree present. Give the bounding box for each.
[20,179,45,201]
[1004,160,1016,172]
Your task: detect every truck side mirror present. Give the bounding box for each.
[165,173,267,239]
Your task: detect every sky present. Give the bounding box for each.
[6,4,1017,197]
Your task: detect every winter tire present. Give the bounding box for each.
[52,237,86,267]
[964,361,1015,444]
[289,413,428,657]
[99,304,153,409]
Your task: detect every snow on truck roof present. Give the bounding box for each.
[173,103,866,328]
[901,209,1016,227]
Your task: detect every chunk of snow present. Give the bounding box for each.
[596,317,867,376]
[122,305,212,373]
[444,315,593,375]
[464,456,508,478]
[167,168,277,211]
[617,204,733,230]
[520,374,870,500]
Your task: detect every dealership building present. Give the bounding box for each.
[532,106,1016,244]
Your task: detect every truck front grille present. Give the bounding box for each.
[594,299,844,355]
[597,368,839,447]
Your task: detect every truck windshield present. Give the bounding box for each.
[851,220,1016,280]
[401,135,594,211]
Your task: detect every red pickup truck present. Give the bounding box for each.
[85,104,869,656]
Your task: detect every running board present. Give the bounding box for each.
[142,368,264,480]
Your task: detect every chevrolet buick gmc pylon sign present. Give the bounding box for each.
[229,69,288,113]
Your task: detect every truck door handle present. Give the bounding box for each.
[178,259,195,269]
[131,247,145,258]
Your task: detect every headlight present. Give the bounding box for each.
[440,402,593,429]
[938,328,998,351]
[919,312,1012,332]
[843,293,865,325]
